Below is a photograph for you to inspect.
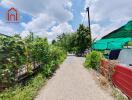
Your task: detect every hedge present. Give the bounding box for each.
[84,51,103,70]
[0,34,66,100]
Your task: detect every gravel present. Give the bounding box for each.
[35,56,114,100]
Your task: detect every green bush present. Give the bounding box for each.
[0,34,67,100]
[43,45,66,77]
[0,34,67,84]
[84,51,103,70]
[0,73,46,100]
[0,35,27,84]
[27,38,66,78]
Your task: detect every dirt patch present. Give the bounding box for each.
[90,69,129,100]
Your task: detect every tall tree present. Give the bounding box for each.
[75,24,91,55]
[54,24,91,55]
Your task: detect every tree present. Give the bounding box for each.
[55,33,71,52]
[52,40,56,44]
[75,24,91,55]
[53,24,91,55]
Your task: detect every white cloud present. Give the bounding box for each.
[2,0,73,41]
[21,13,73,41]
[85,0,132,22]
[45,22,73,42]
[21,22,73,42]
[91,24,101,39]
[91,20,128,40]
[23,14,56,32]
[0,20,16,35]
[47,22,73,42]
[1,0,15,8]
[20,30,30,38]
[2,0,73,22]
[51,22,73,34]
[66,1,72,9]
[83,0,132,39]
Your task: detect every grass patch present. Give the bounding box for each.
[0,73,46,100]
[112,88,129,100]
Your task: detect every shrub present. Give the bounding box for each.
[0,32,67,100]
[0,35,27,85]
[29,37,49,64]
[0,34,66,83]
[42,45,66,77]
[0,44,66,99]
[0,73,46,100]
[84,51,103,70]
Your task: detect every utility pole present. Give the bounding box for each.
[86,7,91,33]
[86,7,92,48]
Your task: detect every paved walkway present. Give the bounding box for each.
[35,56,114,100]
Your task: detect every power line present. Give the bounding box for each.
[81,12,87,24]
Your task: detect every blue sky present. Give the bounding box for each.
[0,0,132,41]
[70,0,85,30]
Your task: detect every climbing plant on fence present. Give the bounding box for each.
[0,35,27,85]
[0,34,66,88]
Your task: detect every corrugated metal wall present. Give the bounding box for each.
[101,59,132,98]
[112,65,132,98]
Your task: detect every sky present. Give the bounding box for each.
[0,0,132,42]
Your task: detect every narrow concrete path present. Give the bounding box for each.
[35,56,114,100]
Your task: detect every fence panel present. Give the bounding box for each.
[112,65,132,98]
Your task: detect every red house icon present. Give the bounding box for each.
[7,7,19,22]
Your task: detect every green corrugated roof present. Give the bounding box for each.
[92,38,131,50]
[102,21,132,39]
[92,20,132,50]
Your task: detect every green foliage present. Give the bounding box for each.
[75,24,91,55]
[54,33,74,52]
[0,35,27,84]
[0,33,67,100]
[43,46,66,77]
[54,24,91,55]
[112,88,128,100]
[0,73,46,100]
[84,51,103,70]
[126,41,132,46]
[28,37,49,64]
[0,33,66,87]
